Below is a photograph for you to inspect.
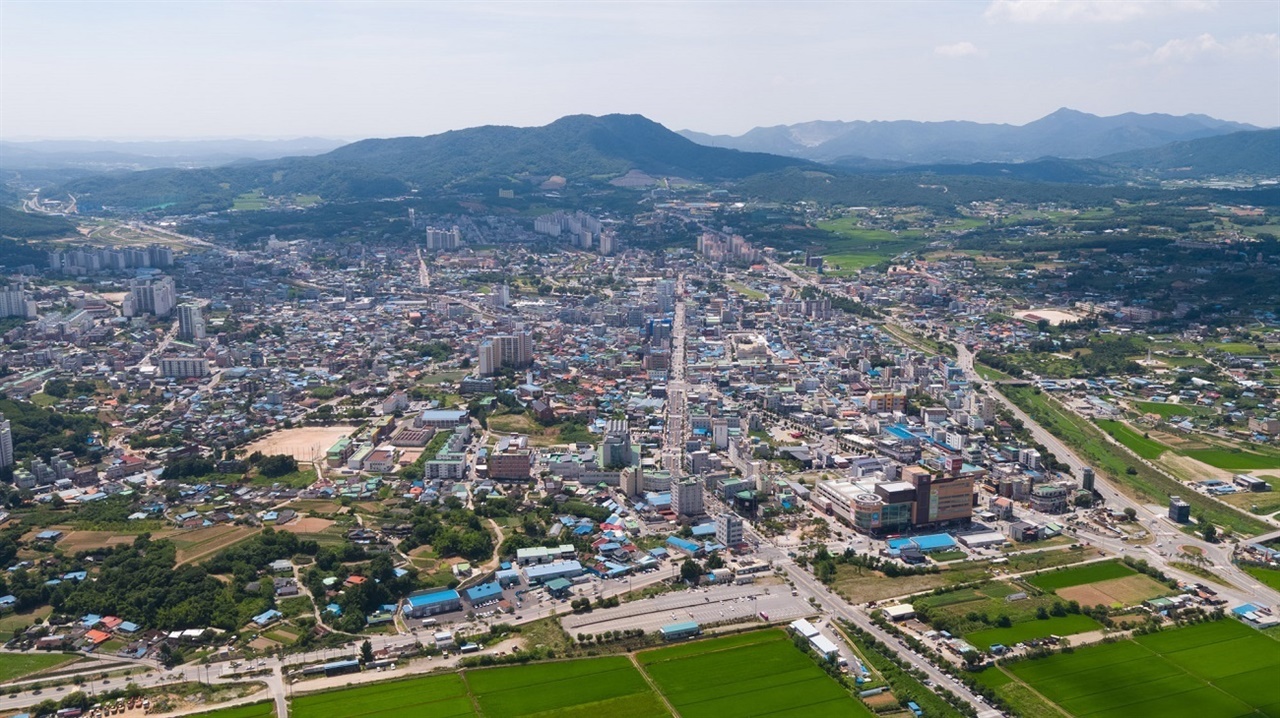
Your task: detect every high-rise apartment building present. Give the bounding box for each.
[0,413,13,470]
[0,285,36,319]
[425,226,462,250]
[176,303,206,341]
[478,332,533,376]
[124,276,176,318]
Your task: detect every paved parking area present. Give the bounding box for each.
[561,583,812,636]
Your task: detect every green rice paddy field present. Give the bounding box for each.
[189,702,277,718]
[288,629,870,718]
[1026,560,1138,591]
[981,620,1280,718]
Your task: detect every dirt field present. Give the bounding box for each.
[241,426,358,462]
[1056,574,1170,607]
[54,530,137,552]
[1161,453,1234,481]
[279,517,335,534]
[1015,309,1081,326]
[171,525,261,565]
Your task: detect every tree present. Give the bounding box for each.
[360,639,374,664]
[258,454,299,478]
[680,559,703,585]
[1199,520,1217,543]
[1123,507,1137,521]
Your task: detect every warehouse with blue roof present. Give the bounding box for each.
[403,588,462,618]
[465,581,504,606]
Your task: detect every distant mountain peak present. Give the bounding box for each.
[678,109,1258,164]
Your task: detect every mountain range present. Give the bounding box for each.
[679,108,1259,164]
[29,114,1280,214]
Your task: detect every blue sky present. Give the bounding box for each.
[2,0,1276,139]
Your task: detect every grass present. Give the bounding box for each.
[995,619,1279,718]
[1001,385,1269,537]
[1242,565,1280,592]
[930,550,968,562]
[1133,401,1215,419]
[251,469,317,489]
[1181,448,1280,471]
[28,392,60,407]
[0,605,52,633]
[0,652,79,683]
[1095,420,1169,461]
[187,702,277,718]
[1169,562,1235,588]
[726,281,767,300]
[233,191,269,211]
[1026,561,1137,591]
[965,614,1101,650]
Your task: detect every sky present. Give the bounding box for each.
[2,0,1278,140]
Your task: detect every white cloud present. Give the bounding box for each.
[986,0,1216,23]
[1145,32,1280,63]
[935,41,984,58]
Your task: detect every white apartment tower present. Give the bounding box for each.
[176,303,206,341]
[478,332,534,376]
[125,276,176,318]
[0,413,13,470]
[425,226,462,250]
[0,285,36,319]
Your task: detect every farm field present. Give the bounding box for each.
[965,614,1102,650]
[170,524,262,565]
[1096,420,1169,460]
[288,630,864,718]
[1181,448,1280,471]
[639,629,872,718]
[1026,560,1138,591]
[189,702,278,718]
[0,652,79,683]
[1243,565,1280,592]
[1133,401,1215,419]
[990,619,1280,718]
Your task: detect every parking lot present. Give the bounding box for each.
[561,582,812,636]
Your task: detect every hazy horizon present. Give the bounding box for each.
[3,0,1277,140]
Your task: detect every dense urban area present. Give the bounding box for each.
[1,117,1280,718]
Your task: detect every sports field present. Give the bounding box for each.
[992,619,1280,718]
[289,630,865,718]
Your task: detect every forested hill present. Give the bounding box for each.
[57,114,812,212]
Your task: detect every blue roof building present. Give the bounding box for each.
[403,588,462,618]
[464,581,504,605]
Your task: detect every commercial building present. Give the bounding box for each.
[488,448,533,481]
[515,545,577,565]
[715,513,744,547]
[670,477,704,517]
[176,303,206,341]
[478,332,533,376]
[1169,495,1191,523]
[524,560,584,585]
[402,588,462,618]
[1029,484,1069,514]
[660,621,701,641]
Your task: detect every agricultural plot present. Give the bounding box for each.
[0,652,79,683]
[1027,560,1138,591]
[1182,448,1280,471]
[288,631,864,718]
[995,620,1280,718]
[638,629,872,718]
[189,702,277,718]
[1243,565,1280,592]
[1133,401,1215,419]
[1096,420,1169,460]
[965,614,1101,650]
